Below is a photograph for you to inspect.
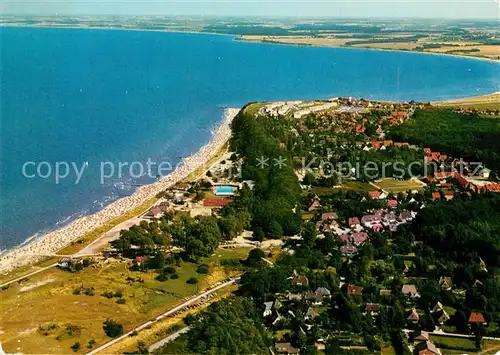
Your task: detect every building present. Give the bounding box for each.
[415,341,441,355]
[202,198,232,208]
[346,284,363,296]
[469,312,486,324]
[407,308,420,323]
[276,343,300,355]
[402,284,420,298]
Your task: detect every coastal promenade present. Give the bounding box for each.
[0,108,240,274]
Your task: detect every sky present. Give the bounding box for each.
[1,0,499,19]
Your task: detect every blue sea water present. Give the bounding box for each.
[1,27,499,250]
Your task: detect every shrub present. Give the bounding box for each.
[170,273,179,279]
[73,287,81,295]
[156,273,168,282]
[87,339,96,349]
[82,259,90,267]
[164,266,176,274]
[186,277,198,284]
[196,264,209,274]
[83,287,94,296]
[70,342,80,352]
[116,298,126,304]
[183,314,197,326]
[103,319,123,338]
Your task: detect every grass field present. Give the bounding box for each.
[341,181,378,192]
[0,247,250,354]
[429,335,500,354]
[373,178,424,193]
[433,93,500,111]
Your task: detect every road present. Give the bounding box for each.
[86,277,239,355]
[148,326,190,352]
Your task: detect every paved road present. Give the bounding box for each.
[148,326,190,352]
[86,278,239,355]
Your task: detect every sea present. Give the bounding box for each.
[1,26,499,251]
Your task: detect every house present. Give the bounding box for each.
[398,211,413,222]
[479,167,491,179]
[308,198,321,212]
[407,308,420,323]
[365,303,381,314]
[368,191,382,199]
[292,275,309,286]
[479,257,488,273]
[431,192,441,200]
[348,217,360,227]
[413,330,430,342]
[276,343,300,355]
[469,312,486,324]
[341,245,358,257]
[384,212,397,224]
[402,284,420,298]
[135,256,149,265]
[351,232,369,246]
[346,284,363,296]
[315,287,331,298]
[145,207,162,219]
[380,289,392,296]
[287,293,303,301]
[306,292,325,305]
[444,191,455,201]
[305,307,319,321]
[439,276,453,290]
[434,309,450,325]
[158,201,171,213]
[431,301,444,314]
[387,199,398,208]
[372,223,384,232]
[173,182,191,191]
[263,301,273,317]
[202,198,232,208]
[321,212,338,221]
[415,341,441,355]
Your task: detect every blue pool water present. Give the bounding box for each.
[1,26,499,250]
[215,186,236,195]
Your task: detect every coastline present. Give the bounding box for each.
[235,37,500,64]
[0,108,240,274]
[2,24,499,63]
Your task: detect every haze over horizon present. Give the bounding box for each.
[2,0,499,19]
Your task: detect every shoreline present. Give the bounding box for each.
[235,37,500,64]
[2,24,499,63]
[0,108,240,274]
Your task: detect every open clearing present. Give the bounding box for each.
[0,247,250,354]
[434,93,500,111]
[373,178,425,193]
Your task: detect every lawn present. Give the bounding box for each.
[0,247,250,354]
[341,181,378,192]
[430,335,477,352]
[372,178,424,193]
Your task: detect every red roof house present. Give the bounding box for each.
[203,198,232,208]
[469,312,486,324]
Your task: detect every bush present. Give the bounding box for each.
[82,259,90,267]
[196,264,209,274]
[183,314,197,326]
[116,298,126,304]
[87,339,96,349]
[170,273,179,279]
[83,287,95,296]
[164,266,176,274]
[73,287,81,295]
[70,342,80,352]
[103,319,123,338]
[220,258,241,268]
[156,273,168,282]
[186,277,198,284]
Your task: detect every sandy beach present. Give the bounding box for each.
[0,108,240,274]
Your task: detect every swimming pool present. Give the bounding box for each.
[214,186,236,196]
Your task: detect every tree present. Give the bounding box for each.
[269,220,283,239]
[245,248,265,267]
[103,319,123,338]
[70,342,80,352]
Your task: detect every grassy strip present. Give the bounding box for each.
[430,335,477,352]
[56,197,159,256]
[182,142,228,182]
